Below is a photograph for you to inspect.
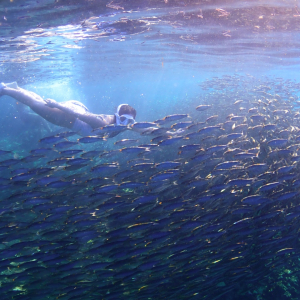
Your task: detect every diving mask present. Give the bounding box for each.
[115,104,135,126]
[115,113,135,126]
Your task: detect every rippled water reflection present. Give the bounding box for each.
[1,1,300,69]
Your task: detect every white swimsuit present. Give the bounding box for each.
[61,100,94,136]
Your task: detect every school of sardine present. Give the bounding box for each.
[1,75,300,299]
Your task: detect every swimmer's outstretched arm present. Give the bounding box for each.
[1,85,76,129]
[44,98,115,128]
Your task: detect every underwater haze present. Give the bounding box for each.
[1,0,300,299]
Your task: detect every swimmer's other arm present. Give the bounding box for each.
[45,98,109,128]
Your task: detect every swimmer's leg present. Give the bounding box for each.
[1,85,76,129]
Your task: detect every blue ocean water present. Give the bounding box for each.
[1,1,300,299]
[1,1,299,144]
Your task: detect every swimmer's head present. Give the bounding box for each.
[115,104,136,125]
[117,104,136,119]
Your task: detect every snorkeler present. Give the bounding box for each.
[0,82,136,137]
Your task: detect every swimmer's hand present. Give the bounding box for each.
[44,98,58,108]
[44,99,80,118]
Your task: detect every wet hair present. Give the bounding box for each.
[118,104,136,119]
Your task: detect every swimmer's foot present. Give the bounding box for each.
[0,82,19,96]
